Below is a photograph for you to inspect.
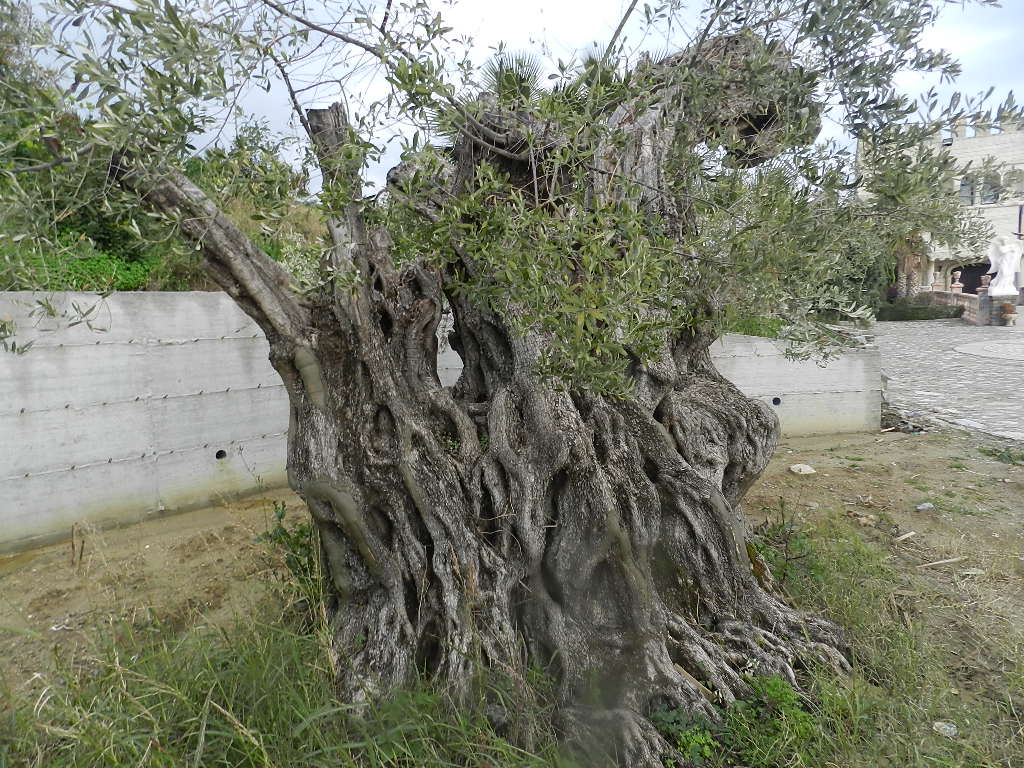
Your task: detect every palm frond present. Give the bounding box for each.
[482,52,546,106]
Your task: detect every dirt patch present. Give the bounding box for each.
[2,429,1022,698]
[747,429,1024,618]
[0,491,305,690]
[746,427,1024,701]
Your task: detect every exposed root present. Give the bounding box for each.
[562,706,678,768]
[664,586,850,707]
[667,616,748,704]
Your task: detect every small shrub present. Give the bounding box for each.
[3,235,154,292]
[721,676,816,768]
[876,300,964,321]
[256,500,319,604]
[749,501,818,587]
[650,709,720,766]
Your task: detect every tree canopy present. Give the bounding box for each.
[1,0,1011,373]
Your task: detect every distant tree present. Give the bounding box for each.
[2,0,1013,763]
[0,10,309,291]
[857,131,993,301]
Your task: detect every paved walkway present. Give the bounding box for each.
[873,319,1024,441]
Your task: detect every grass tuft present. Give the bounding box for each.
[734,509,1022,768]
[0,619,572,768]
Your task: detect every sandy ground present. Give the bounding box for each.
[0,491,306,690]
[2,427,1022,692]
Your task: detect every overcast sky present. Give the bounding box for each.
[443,0,1023,94]
[894,0,1022,107]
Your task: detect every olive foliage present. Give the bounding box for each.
[0,0,1012,386]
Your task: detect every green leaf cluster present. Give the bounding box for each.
[2,0,1018,391]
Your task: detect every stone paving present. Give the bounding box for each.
[873,319,1024,442]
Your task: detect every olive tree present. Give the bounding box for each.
[2,0,1010,763]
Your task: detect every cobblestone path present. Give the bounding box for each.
[874,319,1024,441]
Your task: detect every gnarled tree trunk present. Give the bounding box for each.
[122,57,849,766]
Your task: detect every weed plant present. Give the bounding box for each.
[255,500,319,608]
[978,445,1024,466]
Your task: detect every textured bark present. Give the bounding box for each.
[124,49,849,767]
[282,286,848,767]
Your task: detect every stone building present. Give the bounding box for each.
[916,119,1024,299]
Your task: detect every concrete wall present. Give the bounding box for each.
[442,336,882,437]
[0,292,289,554]
[0,291,881,553]
[709,335,881,436]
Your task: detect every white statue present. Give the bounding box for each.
[987,235,1023,297]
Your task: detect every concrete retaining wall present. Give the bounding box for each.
[0,292,289,554]
[709,335,882,437]
[0,291,881,553]
[442,339,881,437]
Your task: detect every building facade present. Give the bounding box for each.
[918,119,1024,299]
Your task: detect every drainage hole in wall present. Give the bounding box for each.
[215,449,227,460]
[771,397,782,406]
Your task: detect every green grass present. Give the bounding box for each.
[978,446,1024,466]
[732,511,1022,768]
[649,509,1021,767]
[1,236,211,292]
[722,314,784,338]
[4,506,1021,768]
[1,506,571,768]
[0,618,572,768]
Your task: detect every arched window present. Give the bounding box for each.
[980,173,1001,204]
[958,177,975,206]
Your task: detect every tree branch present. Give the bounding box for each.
[269,51,314,142]
[601,0,638,66]
[306,103,373,288]
[9,143,96,174]
[259,0,517,152]
[117,162,307,340]
[259,0,384,59]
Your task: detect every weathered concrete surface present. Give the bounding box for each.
[443,335,882,437]
[0,292,288,554]
[1,291,881,553]
[710,335,881,436]
[874,319,1024,441]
